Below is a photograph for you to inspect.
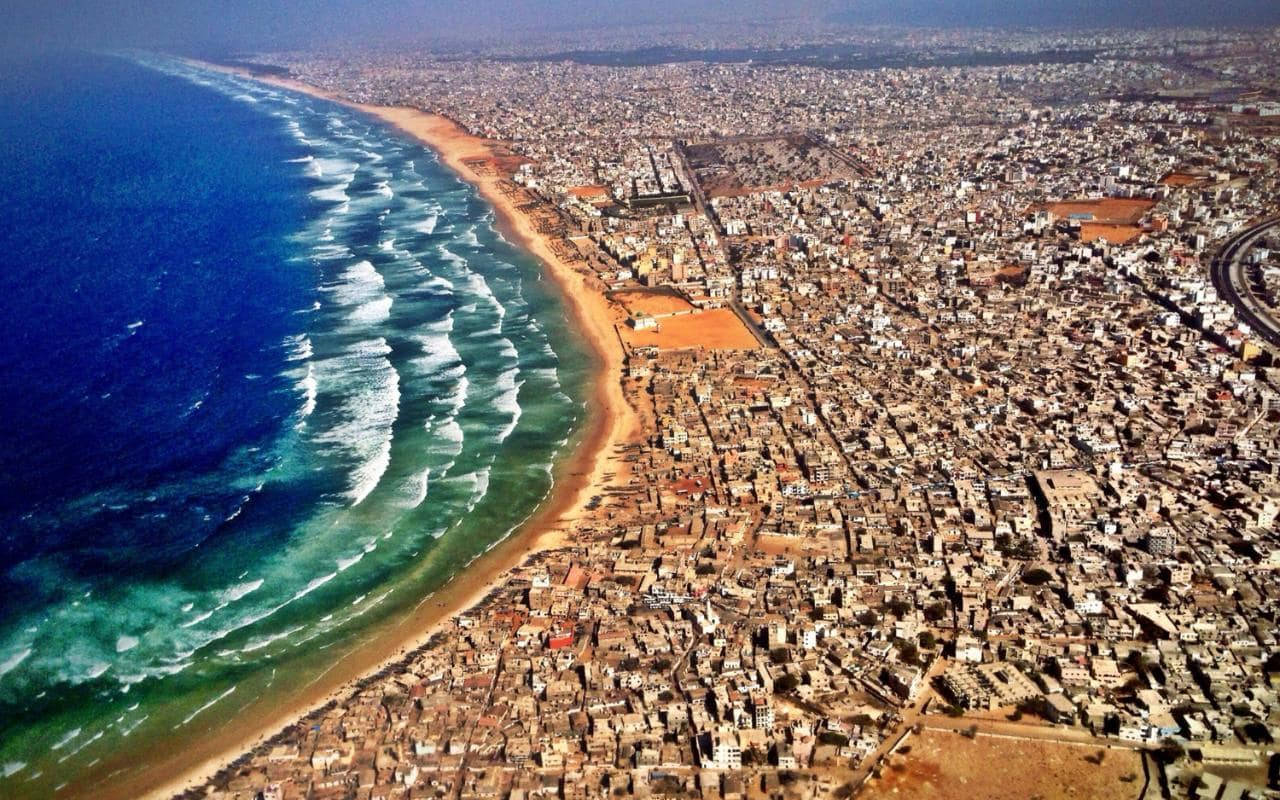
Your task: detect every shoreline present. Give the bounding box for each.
[97,59,637,800]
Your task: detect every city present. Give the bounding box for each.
[184,22,1280,800]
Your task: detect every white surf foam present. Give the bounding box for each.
[0,646,31,678]
[292,572,337,601]
[312,157,358,179]
[325,260,385,306]
[177,686,236,728]
[56,729,103,763]
[435,418,465,444]
[413,212,439,235]
[50,728,80,751]
[404,467,430,508]
[310,185,350,204]
[348,295,393,325]
[120,715,148,737]
[240,625,304,654]
[283,333,313,361]
[219,579,264,606]
[297,363,318,421]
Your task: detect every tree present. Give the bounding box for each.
[1243,721,1273,744]
[885,599,911,618]
[1153,739,1184,765]
[774,673,800,693]
[858,609,879,626]
[898,642,920,664]
[1022,568,1053,586]
[918,631,938,650]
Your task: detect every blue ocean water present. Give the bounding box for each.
[0,52,588,794]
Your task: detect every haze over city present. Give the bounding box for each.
[8,0,1280,49]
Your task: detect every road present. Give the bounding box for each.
[1208,216,1280,348]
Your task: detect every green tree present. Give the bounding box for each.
[1022,568,1053,586]
[923,603,947,622]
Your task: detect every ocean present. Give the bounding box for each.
[0,51,588,794]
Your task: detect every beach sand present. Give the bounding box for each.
[90,60,640,800]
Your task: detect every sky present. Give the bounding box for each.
[6,0,1280,52]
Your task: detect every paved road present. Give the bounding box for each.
[1209,216,1280,348]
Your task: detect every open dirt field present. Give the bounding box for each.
[1079,222,1144,244]
[620,308,760,350]
[615,290,696,316]
[861,729,1144,800]
[684,135,864,196]
[1045,197,1156,224]
[1161,172,1203,187]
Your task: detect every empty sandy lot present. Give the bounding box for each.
[1045,197,1155,224]
[1079,222,1144,244]
[1161,172,1203,187]
[861,729,1143,800]
[620,308,760,350]
[615,290,696,316]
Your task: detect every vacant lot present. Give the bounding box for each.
[1161,172,1203,187]
[861,729,1143,800]
[614,290,695,317]
[1079,222,1144,244]
[684,135,863,196]
[620,308,759,350]
[1044,197,1155,224]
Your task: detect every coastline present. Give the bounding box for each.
[100,59,638,800]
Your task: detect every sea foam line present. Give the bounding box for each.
[176,686,236,728]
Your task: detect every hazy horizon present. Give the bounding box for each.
[7,0,1280,53]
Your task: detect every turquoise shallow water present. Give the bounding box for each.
[0,53,589,795]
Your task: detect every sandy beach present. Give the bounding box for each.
[86,59,639,800]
